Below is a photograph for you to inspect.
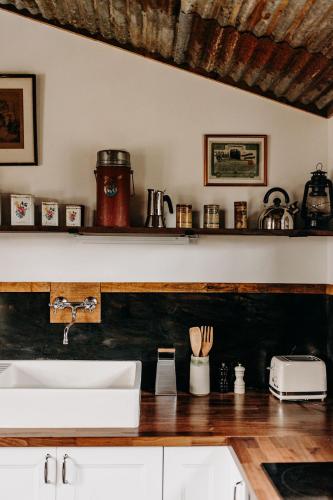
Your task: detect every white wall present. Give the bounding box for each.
[0,10,330,283]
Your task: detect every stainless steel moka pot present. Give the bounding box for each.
[145,189,173,228]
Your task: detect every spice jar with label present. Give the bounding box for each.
[176,204,192,228]
[204,204,219,228]
[234,201,248,229]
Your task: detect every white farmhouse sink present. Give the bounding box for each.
[0,360,141,428]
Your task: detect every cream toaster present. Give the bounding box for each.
[269,355,327,401]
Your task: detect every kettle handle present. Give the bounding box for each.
[163,194,174,214]
[263,187,290,205]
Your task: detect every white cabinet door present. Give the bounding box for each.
[228,447,252,500]
[0,448,56,500]
[164,446,252,500]
[164,446,233,500]
[56,447,163,500]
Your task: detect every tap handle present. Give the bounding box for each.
[84,297,97,310]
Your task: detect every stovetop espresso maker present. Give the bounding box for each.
[145,189,173,228]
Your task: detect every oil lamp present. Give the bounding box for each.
[301,163,333,229]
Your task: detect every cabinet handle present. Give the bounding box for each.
[233,480,243,500]
[44,454,51,484]
[62,454,69,484]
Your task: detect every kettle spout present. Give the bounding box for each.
[289,201,299,215]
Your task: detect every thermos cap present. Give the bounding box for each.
[96,150,131,167]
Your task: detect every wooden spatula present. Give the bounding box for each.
[189,327,202,357]
[201,326,213,357]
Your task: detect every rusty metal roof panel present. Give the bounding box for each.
[1,0,333,117]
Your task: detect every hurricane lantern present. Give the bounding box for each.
[301,163,333,229]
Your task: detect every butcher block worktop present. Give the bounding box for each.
[0,392,332,500]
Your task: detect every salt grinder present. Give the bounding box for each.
[234,363,245,394]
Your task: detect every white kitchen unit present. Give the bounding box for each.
[0,448,56,500]
[56,447,162,500]
[0,446,251,500]
[164,446,250,500]
[0,360,141,428]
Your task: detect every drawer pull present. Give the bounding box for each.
[234,480,243,500]
[44,454,51,484]
[62,454,69,484]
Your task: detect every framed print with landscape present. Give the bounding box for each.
[0,74,37,165]
[204,134,267,186]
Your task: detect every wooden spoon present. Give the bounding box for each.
[189,327,202,357]
[201,326,213,357]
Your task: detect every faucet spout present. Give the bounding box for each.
[63,307,77,345]
[49,296,98,345]
[63,321,74,345]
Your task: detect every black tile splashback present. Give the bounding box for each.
[0,292,330,392]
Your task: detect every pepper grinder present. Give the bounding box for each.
[219,362,229,393]
[234,363,245,394]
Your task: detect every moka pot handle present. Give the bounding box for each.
[163,194,173,214]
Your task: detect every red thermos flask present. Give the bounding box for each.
[95,150,134,227]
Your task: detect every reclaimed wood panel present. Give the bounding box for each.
[101,282,327,294]
[0,282,32,292]
[31,282,50,292]
[235,283,326,294]
[50,282,101,323]
[101,282,208,293]
[0,282,329,294]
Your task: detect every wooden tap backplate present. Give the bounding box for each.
[50,282,101,323]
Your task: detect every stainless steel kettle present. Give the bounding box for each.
[258,187,299,230]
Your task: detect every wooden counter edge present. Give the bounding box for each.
[0,282,329,294]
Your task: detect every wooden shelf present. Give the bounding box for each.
[0,226,333,237]
[0,225,70,233]
[78,226,187,236]
[190,228,333,237]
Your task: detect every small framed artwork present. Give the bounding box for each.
[66,205,84,227]
[204,134,267,186]
[0,74,38,165]
[11,194,35,225]
[41,202,59,226]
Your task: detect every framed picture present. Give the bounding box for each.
[10,194,35,225]
[204,134,267,186]
[41,202,59,226]
[66,205,84,227]
[0,74,38,165]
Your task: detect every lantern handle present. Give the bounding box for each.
[315,162,324,171]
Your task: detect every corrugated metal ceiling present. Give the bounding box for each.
[1,0,333,117]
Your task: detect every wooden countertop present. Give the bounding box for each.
[0,392,331,444]
[0,392,332,499]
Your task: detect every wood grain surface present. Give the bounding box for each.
[50,282,101,323]
[0,282,329,294]
[0,392,330,443]
[0,392,331,498]
[101,282,327,294]
[230,436,333,500]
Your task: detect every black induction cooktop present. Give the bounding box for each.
[262,463,333,499]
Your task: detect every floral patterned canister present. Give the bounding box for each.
[66,205,84,227]
[41,202,59,226]
[11,194,34,226]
